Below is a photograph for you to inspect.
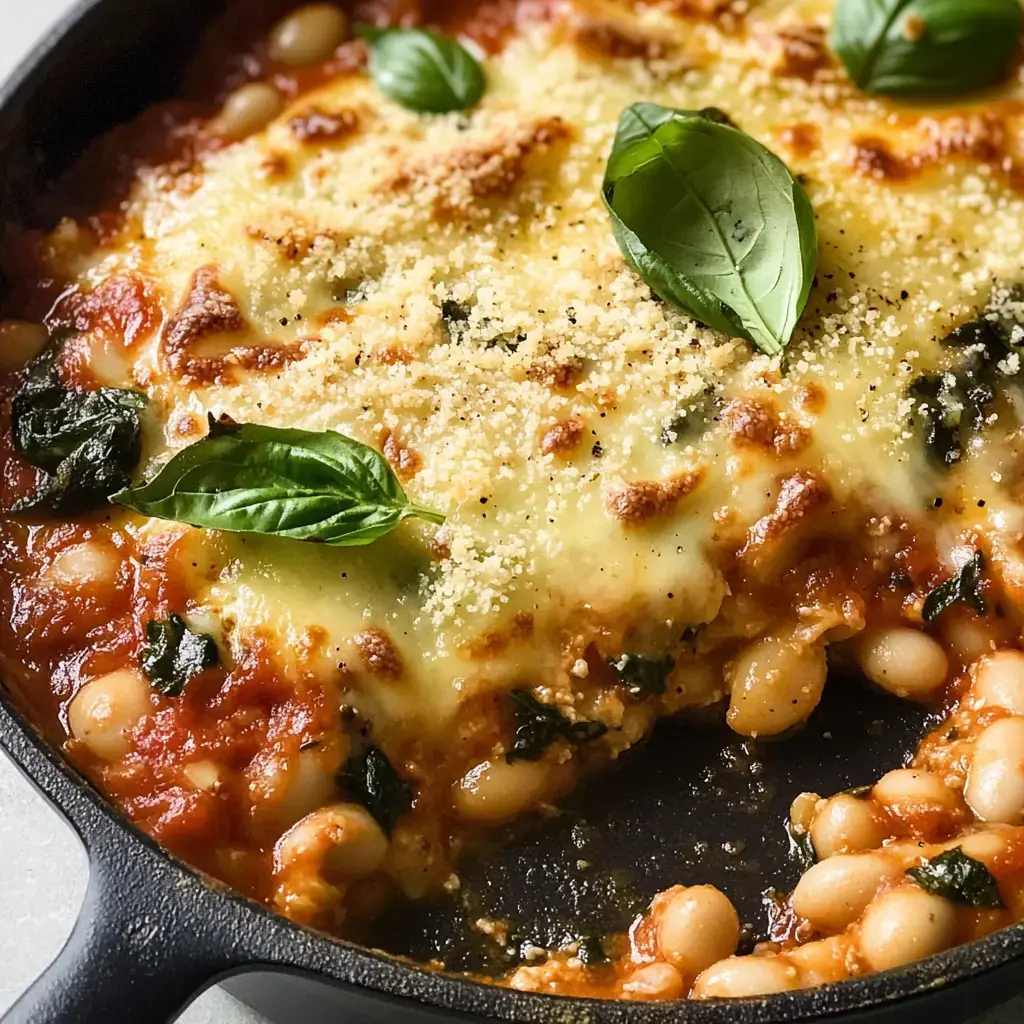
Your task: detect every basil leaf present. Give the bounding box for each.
[340,744,413,834]
[907,847,1006,908]
[11,336,146,513]
[141,614,219,697]
[602,104,817,357]
[922,550,986,623]
[606,652,675,696]
[113,415,444,546]
[506,690,607,763]
[832,0,1023,97]
[357,25,484,113]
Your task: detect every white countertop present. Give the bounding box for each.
[0,2,1021,1021]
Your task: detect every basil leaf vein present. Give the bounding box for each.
[602,104,817,356]
[113,414,444,546]
[831,0,1023,97]
[907,847,1006,908]
[11,335,146,513]
[357,25,485,113]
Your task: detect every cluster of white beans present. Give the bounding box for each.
[589,649,1024,1000]
[721,622,950,740]
[212,4,349,140]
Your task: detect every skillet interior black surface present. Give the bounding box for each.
[373,675,940,974]
[1,2,1023,1022]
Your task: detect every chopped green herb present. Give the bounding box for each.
[340,744,413,834]
[907,847,1005,908]
[140,614,219,696]
[506,690,607,763]
[922,551,986,623]
[575,936,607,964]
[606,653,675,696]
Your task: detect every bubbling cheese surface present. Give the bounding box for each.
[43,0,1024,741]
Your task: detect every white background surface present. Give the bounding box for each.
[0,1,1021,1022]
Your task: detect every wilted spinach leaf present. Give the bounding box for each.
[141,613,220,696]
[11,337,146,513]
[506,690,607,763]
[602,103,817,356]
[341,744,413,834]
[606,652,676,696]
[922,550,986,623]
[907,847,1005,908]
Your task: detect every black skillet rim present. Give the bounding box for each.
[1,1,1024,1021]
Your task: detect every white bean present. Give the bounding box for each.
[965,717,1024,824]
[0,320,48,372]
[656,884,741,977]
[67,669,153,760]
[791,853,901,932]
[873,768,965,821]
[810,793,888,858]
[275,802,388,879]
[268,4,348,67]
[213,83,282,140]
[972,652,1024,715]
[858,888,957,972]
[693,955,800,999]
[856,627,948,700]
[786,935,848,987]
[453,757,572,824]
[47,541,120,589]
[620,962,685,1001]
[726,635,827,737]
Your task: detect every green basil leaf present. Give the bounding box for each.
[907,847,1006,908]
[785,819,817,872]
[832,0,1023,96]
[506,689,607,763]
[113,414,444,546]
[339,744,413,834]
[602,104,817,357]
[357,25,485,113]
[922,550,986,623]
[141,613,219,697]
[606,652,675,696]
[11,335,146,513]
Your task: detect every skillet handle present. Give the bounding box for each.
[2,826,234,1024]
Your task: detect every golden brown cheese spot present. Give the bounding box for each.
[381,429,422,480]
[462,611,535,659]
[741,472,833,563]
[763,25,833,80]
[605,469,705,524]
[849,112,1024,191]
[162,266,302,383]
[288,106,361,144]
[566,0,679,59]
[721,398,776,450]
[56,273,160,350]
[797,383,827,415]
[775,122,821,159]
[354,627,404,680]
[387,116,572,218]
[540,417,585,457]
[525,357,585,390]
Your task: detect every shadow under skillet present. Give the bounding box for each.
[369,673,947,977]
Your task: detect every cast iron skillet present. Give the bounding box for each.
[2,2,1024,1021]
